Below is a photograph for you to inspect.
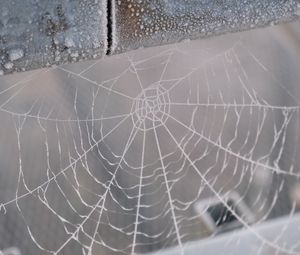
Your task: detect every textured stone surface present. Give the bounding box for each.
[0,0,107,74]
[1,0,300,74]
[112,0,300,54]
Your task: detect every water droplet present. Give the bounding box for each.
[4,62,14,70]
[8,49,24,62]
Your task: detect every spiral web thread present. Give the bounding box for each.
[0,29,300,255]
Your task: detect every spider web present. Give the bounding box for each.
[0,23,300,255]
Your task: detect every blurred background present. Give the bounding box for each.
[0,18,300,255]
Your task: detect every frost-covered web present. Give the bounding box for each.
[0,24,300,255]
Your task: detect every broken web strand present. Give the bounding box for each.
[0,26,300,255]
[0,41,298,251]
[54,120,141,255]
[13,113,134,253]
[154,103,300,255]
[96,38,296,252]
[0,39,278,251]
